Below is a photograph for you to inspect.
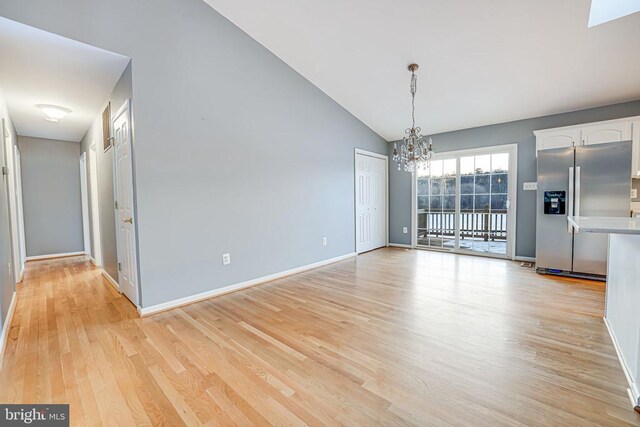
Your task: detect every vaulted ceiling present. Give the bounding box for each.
[205,0,640,140]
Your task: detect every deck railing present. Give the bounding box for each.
[417,208,508,241]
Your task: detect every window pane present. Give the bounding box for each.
[443,159,456,177]
[491,174,508,194]
[475,155,490,174]
[417,177,430,195]
[417,165,430,177]
[430,179,442,196]
[418,195,429,210]
[492,153,509,173]
[460,176,474,194]
[443,196,455,210]
[430,160,443,178]
[474,175,490,194]
[475,195,490,211]
[460,195,473,211]
[460,156,474,175]
[430,196,442,210]
[444,178,456,195]
[491,194,508,210]
[417,213,427,229]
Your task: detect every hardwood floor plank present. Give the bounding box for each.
[0,251,638,426]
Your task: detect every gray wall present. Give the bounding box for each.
[0,1,387,307]
[18,136,83,257]
[80,63,132,281]
[389,100,640,257]
[0,107,17,332]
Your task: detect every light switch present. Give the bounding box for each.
[403,227,408,234]
[632,189,638,199]
[523,182,537,191]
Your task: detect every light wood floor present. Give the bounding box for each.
[1,249,639,426]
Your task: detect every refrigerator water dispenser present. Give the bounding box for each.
[543,191,565,215]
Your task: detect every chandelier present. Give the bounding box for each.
[392,63,434,172]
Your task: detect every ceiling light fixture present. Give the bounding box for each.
[36,104,71,122]
[392,64,434,172]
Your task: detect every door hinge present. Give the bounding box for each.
[115,200,118,209]
[118,262,122,271]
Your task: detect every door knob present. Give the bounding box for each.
[122,217,133,224]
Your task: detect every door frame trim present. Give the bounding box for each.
[112,98,141,308]
[411,143,518,260]
[79,153,91,255]
[354,148,389,253]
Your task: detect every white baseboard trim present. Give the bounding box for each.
[90,257,99,267]
[101,270,120,292]
[18,266,24,283]
[604,317,640,408]
[139,252,357,317]
[515,256,536,262]
[388,243,413,249]
[0,291,17,366]
[26,251,85,261]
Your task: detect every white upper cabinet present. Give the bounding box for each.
[535,128,579,151]
[580,121,632,146]
[535,116,640,178]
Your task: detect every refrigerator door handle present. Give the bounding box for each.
[568,166,574,233]
[575,166,581,227]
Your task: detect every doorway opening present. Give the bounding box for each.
[0,16,140,309]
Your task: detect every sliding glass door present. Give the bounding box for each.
[414,145,516,259]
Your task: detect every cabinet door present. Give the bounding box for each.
[536,129,578,151]
[580,121,632,146]
[632,121,640,177]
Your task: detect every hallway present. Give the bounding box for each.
[0,251,639,426]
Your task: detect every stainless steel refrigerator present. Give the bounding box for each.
[536,140,631,279]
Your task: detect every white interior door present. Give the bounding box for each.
[355,150,387,254]
[2,119,20,283]
[13,147,26,278]
[89,144,102,266]
[113,100,139,306]
[79,153,91,255]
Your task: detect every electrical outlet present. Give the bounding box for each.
[322,237,327,246]
[523,182,537,191]
[632,189,638,199]
[402,227,408,234]
[222,253,231,265]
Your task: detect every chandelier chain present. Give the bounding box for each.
[410,72,416,130]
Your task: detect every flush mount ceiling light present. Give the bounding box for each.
[36,104,71,122]
[392,64,434,173]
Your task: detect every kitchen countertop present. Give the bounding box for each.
[567,216,640,235]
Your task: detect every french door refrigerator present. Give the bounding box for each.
[536,140,631,279]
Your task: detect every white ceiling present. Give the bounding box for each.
[205,0,640,141]
[0,17,130,142]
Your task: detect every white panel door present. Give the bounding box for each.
[355,152,387,253]
[13,147,26,276]
[113,100,139,306]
